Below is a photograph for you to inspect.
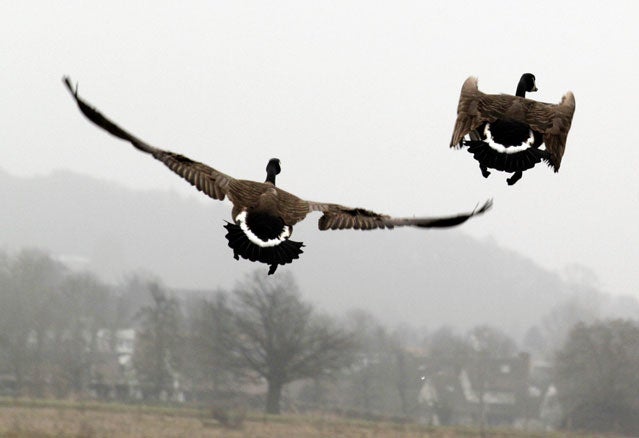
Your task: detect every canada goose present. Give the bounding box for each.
[450,73,575,185]
[63,77,492,274]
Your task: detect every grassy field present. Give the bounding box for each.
[0,399,605,437]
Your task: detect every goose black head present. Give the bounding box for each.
[517,73,538,97]
[265,158,281,184]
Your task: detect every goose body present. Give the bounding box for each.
[64,77,492,274]
[450,73,575,185]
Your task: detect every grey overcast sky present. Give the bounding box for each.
[1,1,638,297]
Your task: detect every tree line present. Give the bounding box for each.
[1,248,638,433]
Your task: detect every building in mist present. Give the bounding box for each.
[418,353,551,428]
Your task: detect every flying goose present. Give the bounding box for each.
[450,73,575,185]
[63,77,492,275]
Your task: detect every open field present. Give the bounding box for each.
[0,399,611,438]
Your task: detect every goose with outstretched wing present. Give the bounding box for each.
[450,73,575,185]
[64,77,492,274]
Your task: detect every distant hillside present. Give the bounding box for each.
[1,168,571,336]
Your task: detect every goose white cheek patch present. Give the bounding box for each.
[484,124,535,154]
[235,211,290,247]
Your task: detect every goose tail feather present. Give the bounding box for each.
[224,222,304,274]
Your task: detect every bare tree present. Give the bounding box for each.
[50,272,111,396]
[132,282,183,400]
[556,319,639,434]
[343,310,385,414]
[427,326,471,373]
[183,292,238,397]
[342,311,421,417]
[0,249,65,396]
[390,335,421,418]
[228,271,355,414]
[467,325,518,436]
[542,291,601,353]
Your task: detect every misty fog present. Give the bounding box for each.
[1,1,639,435]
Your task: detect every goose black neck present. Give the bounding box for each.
[265,172,277,185]
[265,158,280,185]
[515,82,527,98]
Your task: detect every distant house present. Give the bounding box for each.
[419,353,547,428]
[91,329,140,400]
[91,328,189,402]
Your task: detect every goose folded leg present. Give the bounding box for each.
[507,171,522,186]
[480,164,491,178]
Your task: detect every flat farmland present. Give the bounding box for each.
[0,400,597,437]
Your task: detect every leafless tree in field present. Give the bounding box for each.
[227,271,355,414]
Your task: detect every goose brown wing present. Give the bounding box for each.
[450,77,485,148]
[469,94,575,171]
[307,199,492,231]
[524,92,576,171]
[450,77,576,169]
[450,77,515,147]
[63,77,234,201]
